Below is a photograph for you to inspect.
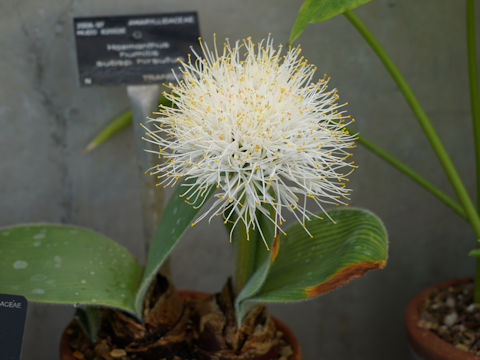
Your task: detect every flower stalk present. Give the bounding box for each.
[467,0,480,209]
[233,223,258,295]
[466,0,480,301]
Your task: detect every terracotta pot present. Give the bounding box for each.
[60,289,301,360]
[405,278,479,360]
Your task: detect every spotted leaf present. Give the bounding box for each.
[0,224,142,315]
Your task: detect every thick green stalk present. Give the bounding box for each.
[233,221,258,296]
[466,0,480,302]
[467,0,480,209]
[355,133,466,219]
[344,10,480,301]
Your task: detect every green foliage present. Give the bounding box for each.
[134,179,216,315]
[0,179,216,319]
[290,0,372,43]
[84,95,172,153]
[0,224,143,315]
[470,249,480,257]
[240,208,387,304]
[84,110,132,153]
[75,307,101,342]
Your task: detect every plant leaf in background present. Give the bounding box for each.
[241,208,387,303]
[0,224,143,315]
[289,0,372,43]
[134,178,216,315]
[84,95,172,153]
[84,110,133,153]
[469,249,480,258]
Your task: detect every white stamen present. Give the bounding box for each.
[144,36,357,243]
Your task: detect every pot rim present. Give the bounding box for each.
[405,277,479,360]
[60,288,302,360]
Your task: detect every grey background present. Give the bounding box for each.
[0,0,479,359]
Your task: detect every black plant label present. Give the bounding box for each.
[73,12,200,86]
[0,294,27,360]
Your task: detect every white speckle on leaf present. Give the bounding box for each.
[170,228,176,234]
[2,231,9,236]
[13,260,28,269]
[75,292,80,296]
[176,218,181,225]
[173,207,178,215]
[69,230,78,235]
[81,279,87,284]
[90,271,95,276]
[32,288,45,295]
[54,256,62,268]
[30,274,47,282]
[91,298,97,303]
[33,241,41,247]
[33,233,45,240]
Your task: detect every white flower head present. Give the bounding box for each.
[143,36,357,247]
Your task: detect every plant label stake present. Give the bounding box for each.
[127,84,162,255]
[0,294,27,360]
[73,12,201,260]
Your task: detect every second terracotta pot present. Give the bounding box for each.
[405,278,480,360]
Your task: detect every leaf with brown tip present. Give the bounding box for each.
[240,208,387,303]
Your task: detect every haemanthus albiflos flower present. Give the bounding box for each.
[143,36,357,247]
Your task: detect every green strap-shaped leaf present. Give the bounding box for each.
[0,224,143,315]
[243,208,387,303]
[290,0,372,43]
[134,179,216,315]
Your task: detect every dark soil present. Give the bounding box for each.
[66,275,293,360]
[418,278,480,355]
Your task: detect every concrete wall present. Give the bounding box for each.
[0,0,479,359]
